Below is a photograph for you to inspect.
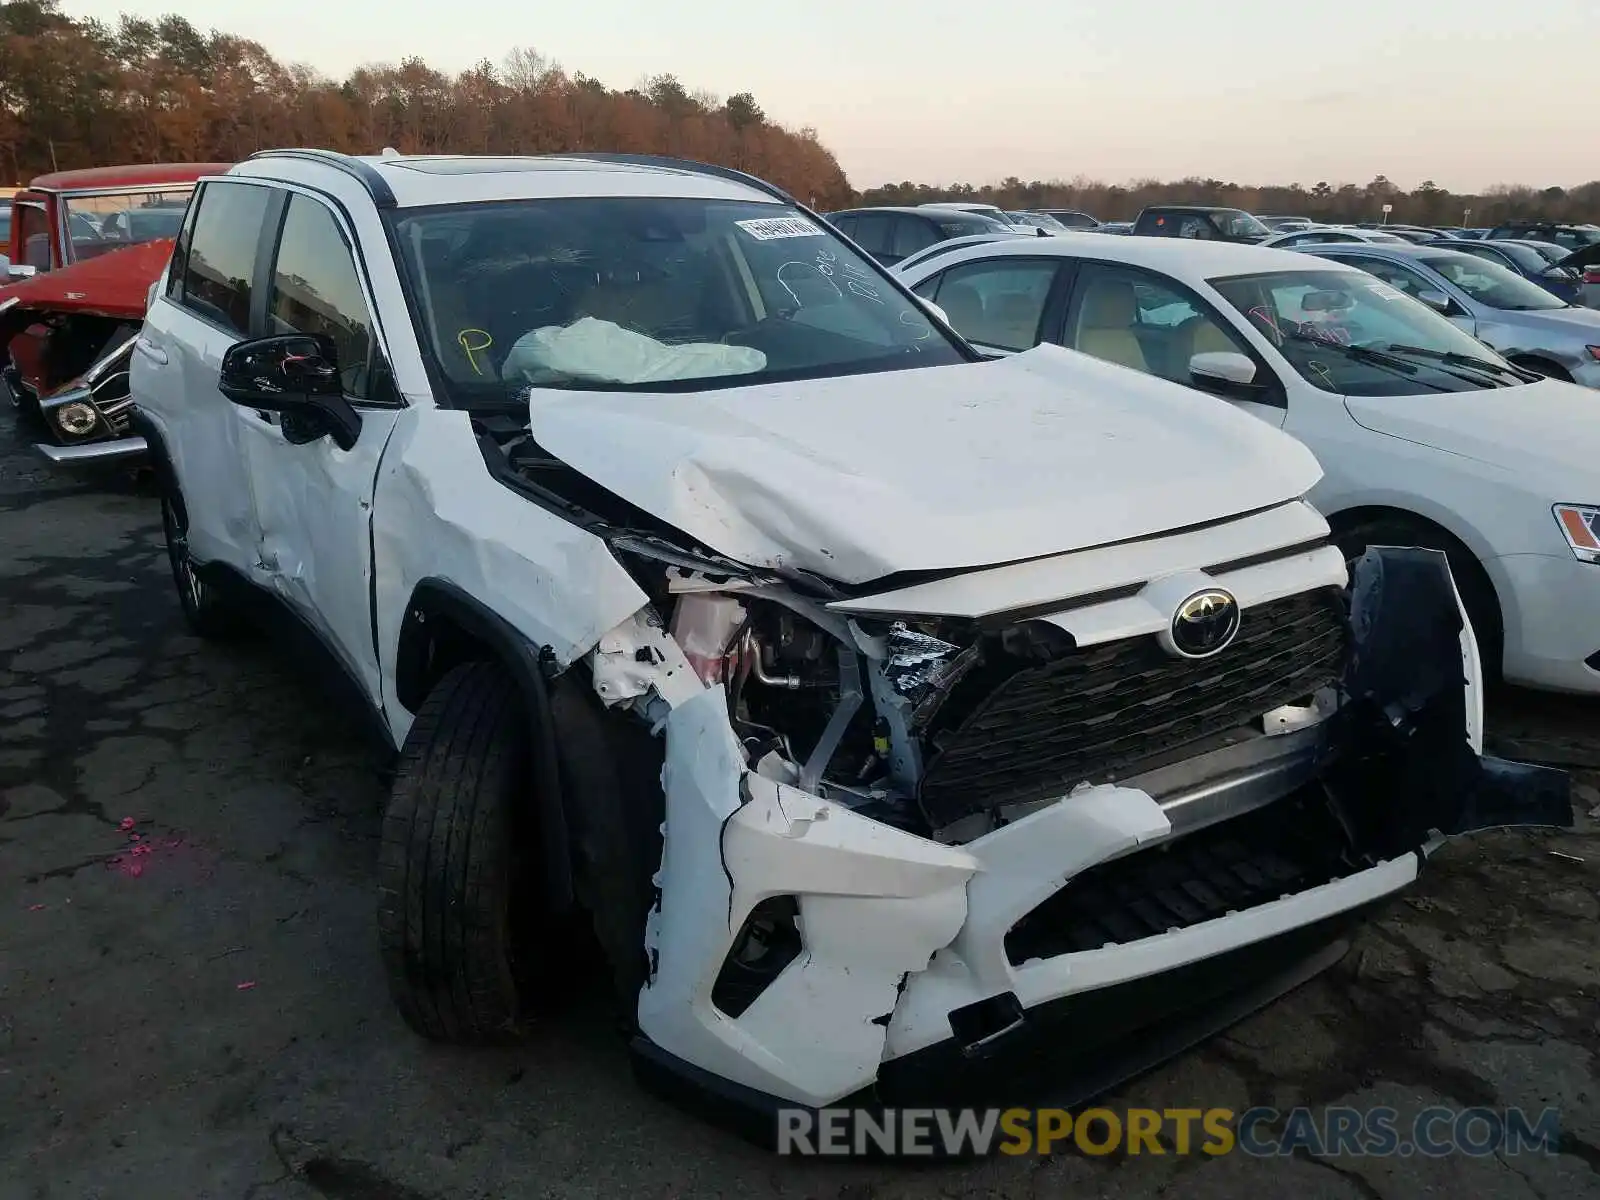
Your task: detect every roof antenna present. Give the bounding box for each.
[380,146,401,158]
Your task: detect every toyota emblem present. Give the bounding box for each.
[1167,589,1241,658]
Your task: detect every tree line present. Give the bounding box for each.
[861,174,1600,228]
[3,0,1592,228]
[0,0,854,206]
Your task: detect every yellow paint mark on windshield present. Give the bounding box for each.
[458,328,492,375]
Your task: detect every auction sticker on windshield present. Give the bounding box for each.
[1368,283,1406,302]
[736,216,827,240]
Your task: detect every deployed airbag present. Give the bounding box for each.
[504,317,766,386]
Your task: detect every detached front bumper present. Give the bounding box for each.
[632,547,1572,1140]
[1491,551,1600,693]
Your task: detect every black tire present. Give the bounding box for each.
[1333,514,1503,683]
[160,491,243,639]
[378,662,537,1042]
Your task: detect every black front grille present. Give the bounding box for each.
[918,588,1347,827]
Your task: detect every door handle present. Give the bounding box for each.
[134,338,168,365]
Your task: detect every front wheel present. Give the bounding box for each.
[377,662,541,1042]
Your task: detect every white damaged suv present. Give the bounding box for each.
[129,152,1570,1135]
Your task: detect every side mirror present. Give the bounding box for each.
[6,264,38,283]
[218,333,361,450]
[1416,289,1454,314]
[1190,350,1258,387]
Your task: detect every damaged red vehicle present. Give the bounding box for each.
[1,163,229,463]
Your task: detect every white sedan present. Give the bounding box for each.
[1262,226,1410,248]
[894,234,1600,694]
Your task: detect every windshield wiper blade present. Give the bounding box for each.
[1381,344,1537,384]
[1283,331,1450,386]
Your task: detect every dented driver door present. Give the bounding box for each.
[237,191,403,711]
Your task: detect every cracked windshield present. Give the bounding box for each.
[391,196,962,394]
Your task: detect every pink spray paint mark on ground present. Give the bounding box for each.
[105,817,193,879]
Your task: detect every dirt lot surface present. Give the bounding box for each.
[2,410,1598,1200]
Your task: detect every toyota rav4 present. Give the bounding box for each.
[129,151,1570,1142]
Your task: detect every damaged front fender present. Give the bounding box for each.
[638,687,978,1107]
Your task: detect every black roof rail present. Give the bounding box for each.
[541,152,797,206]
[247,149,397,208]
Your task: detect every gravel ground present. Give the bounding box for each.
[1,409,1598,1200]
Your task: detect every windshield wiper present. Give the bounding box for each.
[1282,331,1451,389]
[1381,344,1537,385]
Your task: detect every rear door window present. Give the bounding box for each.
[921,258,1058,351]
[892,216,940,260]
[178,181,274,335]
[851,215,892,258]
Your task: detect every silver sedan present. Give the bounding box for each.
[1311,243,1600,387]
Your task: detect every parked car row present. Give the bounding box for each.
[825,204,1600,310]
[5,150,1574,1142]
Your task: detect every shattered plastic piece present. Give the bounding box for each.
[504,317,766,386]
[27,904,45,912]
[119,817,136,831]
[1549,850,1585,863]
[884,622,959,697]
[236,981,257,990]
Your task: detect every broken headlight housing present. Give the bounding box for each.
[1553,504,1600,564]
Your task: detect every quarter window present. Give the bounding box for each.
[268,195,376,398]
[180,182,273,335]
[15,203,52,270]
[922,259,1056,351]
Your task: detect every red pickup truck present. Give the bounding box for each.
[1,163,230,463]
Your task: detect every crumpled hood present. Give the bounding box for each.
[1345,376,1600,480]
[525,344,1323,583]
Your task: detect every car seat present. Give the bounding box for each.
[1187,319,1238,358]
[938,281,988,341]
[989,292,1043,349]
[1074,280,1150,371]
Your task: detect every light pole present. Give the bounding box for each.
[1462,207,1472,229]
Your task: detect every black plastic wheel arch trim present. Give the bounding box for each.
[394,578,575,912]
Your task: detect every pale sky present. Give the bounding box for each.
[63,0,1598,192]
